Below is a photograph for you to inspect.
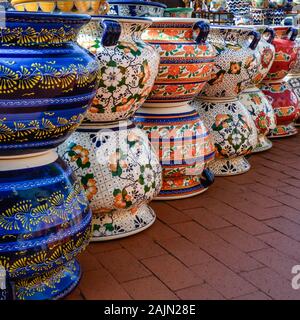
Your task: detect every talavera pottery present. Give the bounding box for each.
[11,0,110,14]
[133,105,215,200]
[286,35,300,127]
[0,11,100,157]
[77,16,160,122]
[259,26,300,138]
[0,150,91,300]
[164,7,194,18]
[239,26,277,153]
[108,0,166,17]
[142,18,216,108]
[58,121,162,241]
[194,26,260,176]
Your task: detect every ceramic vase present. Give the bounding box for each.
[11,0,110,14]
[108,0,166,17]
[259,26,299,138]
[0,11,100,157]
[194,26,260,176]
[133,105,215,200]
[0,11,100,300]
[239,26,277,153]
[58,121,162,241]
[0,151,91,300]
[77,16,160,122]
[142,18,216,108]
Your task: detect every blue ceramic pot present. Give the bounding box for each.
[0,11,100,157]
[0,151,91,300]
[108,0,166,17]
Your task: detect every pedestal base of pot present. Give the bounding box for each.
[15,259,81,300]
[209,156,251,176]
[252,134,273,153]
[91,204,156,242]
[268,124,298,138]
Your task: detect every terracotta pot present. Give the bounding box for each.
[195,26,260,176]
[239,26,277,153]
[58,121,162,241]
[77,16,160,123]
[133,105,215,200]
[142,18,216,108]
[260,26,299,138]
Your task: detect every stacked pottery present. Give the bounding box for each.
[59,16,162,241]
[239,26,277,153]
[286,33,300,127]
[193,26,260,176]
[133,18,216,200]
[259,26,300,138]
[108,0,166,16]
[0,12,100,300]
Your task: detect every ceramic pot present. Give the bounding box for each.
[77,16,160,122]
[0,11,100,157]
[108,1,166,17]
[58,121,162,241]
[142,18,216,108]
[133,105,215,200]
[239,26,276,153]
[0,151,91,300]
[259,26,299,137]
[195,26,260,176]
[164,7,194,18]
[11,0,110,14]
[250,9,268,25]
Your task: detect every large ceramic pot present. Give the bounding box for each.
[108,0,166,17]
[194,26,260,176]
[259,26,299,138]
[58,121,162,241]
[0,151,91,300]
[133,105,215,200]
[239,26,277,153]
[77,16,160,122]
[141,18,216,108]
[0,12,100,157]
[11,0,110,14]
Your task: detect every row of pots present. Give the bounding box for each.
[1,11,300,299]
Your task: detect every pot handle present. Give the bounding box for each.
[100,19,121,47]
[263,27,275,44]
[193,21,210,44]
[200,168,215,188]
[248,30,261,50]
[286,27,298,41]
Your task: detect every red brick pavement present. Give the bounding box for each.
[66,134,300,300]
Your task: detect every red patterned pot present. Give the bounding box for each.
[259,26,299,138]
[142,18,216,108]
[133,105,215,200]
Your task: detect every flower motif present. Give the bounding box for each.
[168,65,181,77]
[102,66,123,87]
[85,178,98,201]
[228,62,242,75]
[69,144,90,167]
[231,132,242,147]
[261,48,274,68]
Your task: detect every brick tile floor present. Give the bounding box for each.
[66,135,300,300]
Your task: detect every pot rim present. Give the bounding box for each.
[91,14,152,23]
[210,25,255,31]
[2,10,91,24]
[148,17,209,24]
[108,0,167,8]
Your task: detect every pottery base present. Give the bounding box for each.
[154,184,208,200]
[268,124,298,138]
[91,204,156,241]
[252,134,273,153]
[14,260,81,300]
[209,156,251,176]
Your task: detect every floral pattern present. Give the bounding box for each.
[77,19,159,122]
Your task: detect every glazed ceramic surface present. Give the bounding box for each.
[108,1,166,16]
[0,151,91,300]
[133,105,215,199]
[239,87,276,152]
[58,121,162,241]
[12,0,110,14]
[142,18,216,108]
[164,7,194,18]
[0,12,99,157]
[193,97,258,176]
[77,16,159,122]
[200,26,261,99]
